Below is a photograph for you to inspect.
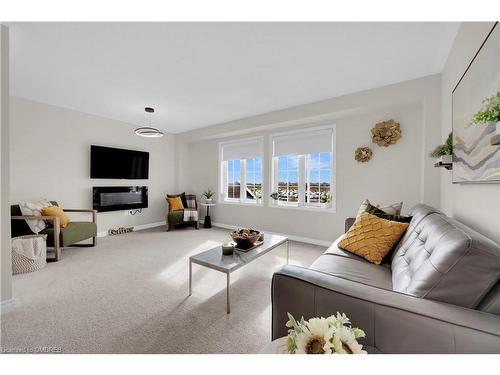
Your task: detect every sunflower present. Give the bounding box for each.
[294,317,332,354]
[326,326,367,354]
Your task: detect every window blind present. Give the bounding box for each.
[272,128,333,156]
[221,139,261,161]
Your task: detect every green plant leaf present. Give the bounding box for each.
[469,91,500,126]
[352,327,366,339]
[430,132,453,158]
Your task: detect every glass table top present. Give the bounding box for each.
[189,234,288,273]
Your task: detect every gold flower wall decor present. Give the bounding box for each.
[355,147,373,162]
[371,119,401,147]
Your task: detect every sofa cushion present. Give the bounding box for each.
[325,238,367,261]
[365,202,412,223]
[390,204,442,262]
[338,212,409,265]
[310,253,392,290]
[391,211,500,309]
[42,221,97,247]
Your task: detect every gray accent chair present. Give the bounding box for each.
[272,204,500,353]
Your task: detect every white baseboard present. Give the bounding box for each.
[96,220,331,247]
[211,222,332,247]
[98,221,166,237]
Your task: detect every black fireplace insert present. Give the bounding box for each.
[93,186,148,212]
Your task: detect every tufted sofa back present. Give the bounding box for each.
[391,204,500,312]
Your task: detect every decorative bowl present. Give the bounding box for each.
[230,228,261,250]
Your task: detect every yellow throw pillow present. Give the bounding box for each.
[338,212,409,265]
[41,206,70,228]
[167,196,184,212]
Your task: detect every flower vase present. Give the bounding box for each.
[205,198,213,204]
[441,155,452,164]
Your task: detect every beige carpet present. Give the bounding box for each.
[1,226,325,353]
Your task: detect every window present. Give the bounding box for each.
[277,155,298,203]
[271,127,335,210]
[227,159,241,199]
[219,138,263,204]
[306,152,331,205]
[245,157,262,201]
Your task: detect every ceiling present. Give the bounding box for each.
[8,22,459,133]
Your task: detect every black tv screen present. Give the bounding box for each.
[90,145,149,179]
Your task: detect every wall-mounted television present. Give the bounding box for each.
[90,145,149,179]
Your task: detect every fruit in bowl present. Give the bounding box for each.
[230,228,261,250]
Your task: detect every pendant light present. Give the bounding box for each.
[134,107,164,138]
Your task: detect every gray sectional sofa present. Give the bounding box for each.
[271,204,500,353]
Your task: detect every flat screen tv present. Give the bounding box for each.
[90,145,149,179]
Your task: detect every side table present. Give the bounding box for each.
[199,202,216,228]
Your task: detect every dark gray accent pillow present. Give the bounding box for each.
[365,202,412,223]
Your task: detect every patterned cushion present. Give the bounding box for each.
[357,199,402,217]
[183,194,198,221]
[338,212,409,265]
[18,199,52,234]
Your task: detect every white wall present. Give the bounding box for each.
[1,25,12,303]
[177,75,442,243]
[440,22,500,244]
[10,97,176,235]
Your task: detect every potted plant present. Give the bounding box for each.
[255,190,262,204]
[470,91,500,137]
[320,191,332,207]
[202,189,215,203]
[270,191,279,204]
[430,132,453,164]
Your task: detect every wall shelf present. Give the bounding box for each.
[434,161,452,170]
[491,134,500,146]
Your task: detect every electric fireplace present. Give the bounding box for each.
[93,186,148,212]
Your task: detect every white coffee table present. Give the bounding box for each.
[188,234,289,313]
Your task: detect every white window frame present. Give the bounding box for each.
[269,125,336,213]
[218,136,264,206]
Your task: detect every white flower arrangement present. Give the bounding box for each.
[285,312,367,354]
